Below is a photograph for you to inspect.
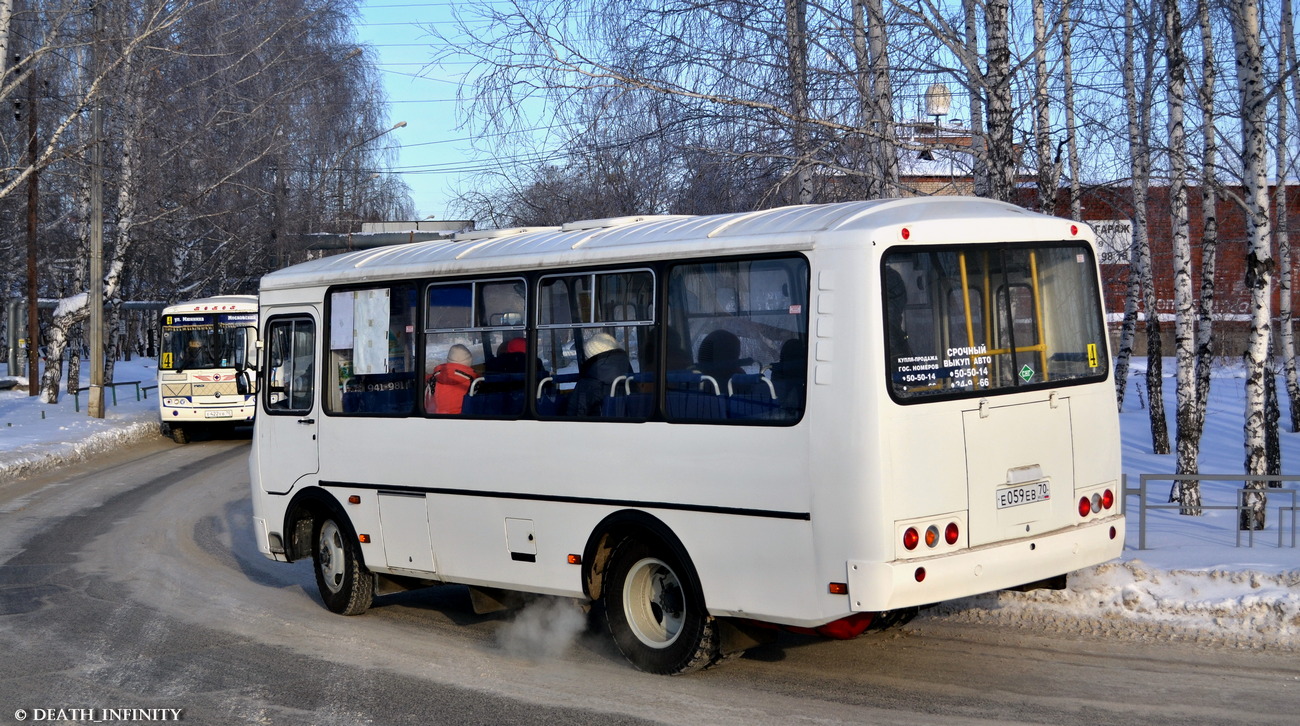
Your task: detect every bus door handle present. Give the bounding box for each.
[297,417,315,425]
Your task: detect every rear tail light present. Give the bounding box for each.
[903,527,920,550]
[1078,496,1092,517]
[944,521,959,545]
[1101,488,1115,510]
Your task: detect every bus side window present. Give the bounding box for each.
[329,285,418,415]
[665,257,808,424]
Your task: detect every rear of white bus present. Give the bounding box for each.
[844,225,1124,614]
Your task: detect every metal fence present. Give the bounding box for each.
[1123,473,1299,549]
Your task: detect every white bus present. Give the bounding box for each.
[157,295,258,444]
[247,198,1124,674]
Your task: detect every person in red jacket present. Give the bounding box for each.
[427,344,478,414]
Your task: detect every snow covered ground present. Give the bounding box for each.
[1,356,1297,650]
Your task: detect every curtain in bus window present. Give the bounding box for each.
[665,257,808,423]
[884,244,1107,401]
[329,285,417,415]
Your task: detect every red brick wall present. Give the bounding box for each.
[1018,185,1300,322]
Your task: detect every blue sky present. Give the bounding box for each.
[354,1,480,221]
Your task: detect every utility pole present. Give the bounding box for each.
[24,55,38,396]
[87,2,104,418]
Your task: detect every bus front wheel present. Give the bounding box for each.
[312,516,374,616]
[603,538,719,674]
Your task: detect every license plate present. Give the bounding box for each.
[996,481,1050,509]
[203,410,233,419]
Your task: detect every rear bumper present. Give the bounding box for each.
[846,515,1124,612]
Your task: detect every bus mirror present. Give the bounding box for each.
[236,370,256,396]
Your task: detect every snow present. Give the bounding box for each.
[1,356,1297,650]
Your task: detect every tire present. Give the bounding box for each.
[603,538,719,674]
[170,425,189,444]
[312,515,374,616]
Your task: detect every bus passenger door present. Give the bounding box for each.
[258,312,319,495]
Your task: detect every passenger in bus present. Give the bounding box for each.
[427,344,478,414]
[695,329,750,388]
[886,266,911,359]
[569,332,632,417]
[486,337,539,377]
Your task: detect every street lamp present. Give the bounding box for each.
[919,83,951,163]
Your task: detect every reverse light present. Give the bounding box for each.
[924,525,940,548]
[944,521,960,545]
[903,527,920,550]
[1091,493,1103,513]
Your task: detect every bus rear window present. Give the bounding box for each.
[884,243,1108,401]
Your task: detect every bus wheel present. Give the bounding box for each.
[312,516,374,616]
[170,425,189,444]
[603,538,718,674]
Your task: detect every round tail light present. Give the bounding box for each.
[903,527,920,550]
[944,521,959,545]
[1078,496,1092,518]
[1101,488,1115,510]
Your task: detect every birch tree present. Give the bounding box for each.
[1192,0,1218,461]
[1115,0,1169,451]
[1278,0,1300,433]
[1230,0,1273,529]
[1166,0,1201,513]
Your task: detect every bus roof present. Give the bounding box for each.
[161,295,259,315]
[261,197,1082,292]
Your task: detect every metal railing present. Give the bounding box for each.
[1123,473,1299,549]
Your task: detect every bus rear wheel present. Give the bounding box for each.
[313,516,374,616]
[603,538,718,674]
[169,424,189,444]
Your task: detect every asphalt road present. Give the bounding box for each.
[0,436,1295,725]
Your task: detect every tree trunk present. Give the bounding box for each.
[1166,0,1200,513]
[1061,0,1081,220]
[784,0,811,204]
[965,0,989,200]
[1279,0,1300,433]
[851,0,896,199]
[1231,0,1272,530]
[866,0,896,197]
[984,0,1015,202]
[1032,0,1056,213]
[1124,0,1169,454]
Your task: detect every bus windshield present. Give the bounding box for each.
[160,312,256,371]
[884,242,1108,401]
